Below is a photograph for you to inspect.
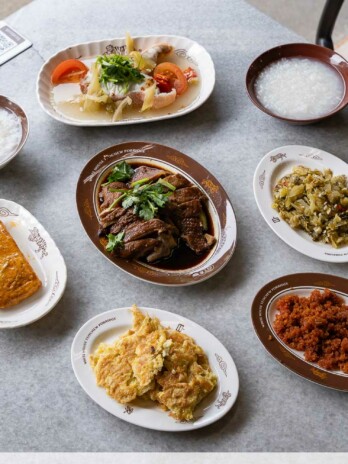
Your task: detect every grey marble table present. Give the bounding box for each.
[1,0,348,453]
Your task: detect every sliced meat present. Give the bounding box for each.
[99,206,127,229]
[180,217,215,254]
[109,210,139,235]
[107,181,127,190]
[124,219,170,243]
[97,162,216,261]
[99,182,127,211]
[117,238,161,260]
[161,173,191,190]
[169,187,206,205]
[175,199,202,218]
[147,232,178,262]
[131,166,167,184]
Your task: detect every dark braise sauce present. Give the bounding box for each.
[99,161,215,271]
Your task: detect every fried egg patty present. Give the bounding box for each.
[90,305,217,420]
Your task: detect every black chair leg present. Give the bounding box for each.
[316,0,345,49]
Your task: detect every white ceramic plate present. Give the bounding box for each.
[71,307,239,431]
[0,199,67,328]
[37,35,215,126]
[253,145,348,263]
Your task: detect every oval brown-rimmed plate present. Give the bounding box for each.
[251,273,348,392]
[76,141,237,286]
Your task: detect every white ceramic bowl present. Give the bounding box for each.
[0,96,29,169]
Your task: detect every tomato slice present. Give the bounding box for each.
[51,59,89,85]
[153,62,188,95]
[154,74,173,93]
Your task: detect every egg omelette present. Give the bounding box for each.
[90,305,217,421]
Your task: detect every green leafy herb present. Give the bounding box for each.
[157,178,177,191]
[130,177,150,188]
[120,182,175,221]
[103,161,134,186]
[96,54,145,93]
[105,231,125,252]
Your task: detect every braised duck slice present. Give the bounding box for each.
[131,166,167,184]
[124,218,173,243]
[161,173,191,189]
[100,206,128,228]
[147,232,178,262]
[179,217,215,254]
[109,210,139,235]
[169,187,206,205]
[99,182,127,211]
[175,199,202,218]
[117,238,161,260]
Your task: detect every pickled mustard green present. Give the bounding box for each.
[272,166,348,248]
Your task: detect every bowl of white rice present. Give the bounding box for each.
[246,43,348,124]
[0,96,29,169]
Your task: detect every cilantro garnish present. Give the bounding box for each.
[105,231,125,252]
[109,181,175,221]
[97,54,144,93]
[103,161,134,186]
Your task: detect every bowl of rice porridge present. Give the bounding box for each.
[0,96,29,169]
[246,43,348,124]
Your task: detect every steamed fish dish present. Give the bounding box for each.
[51,34,199,122]
[90,305,217,421]
[272,165,348,248]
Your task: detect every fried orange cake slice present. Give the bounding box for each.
[0,220,41,309]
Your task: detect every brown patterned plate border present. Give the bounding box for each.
[251,273,348,392]
[76,141,237,286]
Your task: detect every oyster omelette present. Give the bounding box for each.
[90,305,217,421]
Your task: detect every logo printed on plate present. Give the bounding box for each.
[28,227,48,259]
[215,391,231,409]
[270,153,286,163]
[0,207,18,217]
